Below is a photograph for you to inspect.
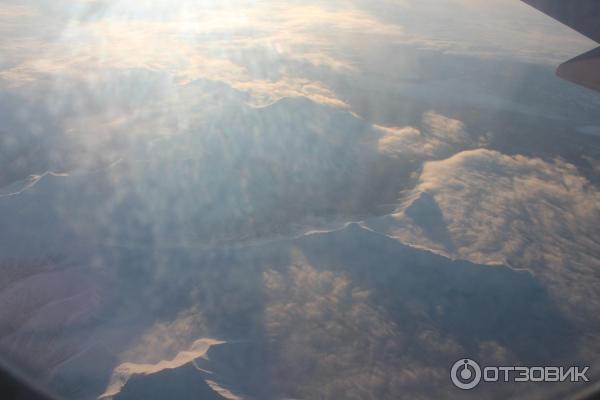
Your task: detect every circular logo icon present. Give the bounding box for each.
[451,359,482,390]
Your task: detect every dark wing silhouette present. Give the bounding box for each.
[522,0,600,92]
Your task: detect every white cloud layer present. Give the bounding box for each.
[376,111,476,160]
[366,148,600,346]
